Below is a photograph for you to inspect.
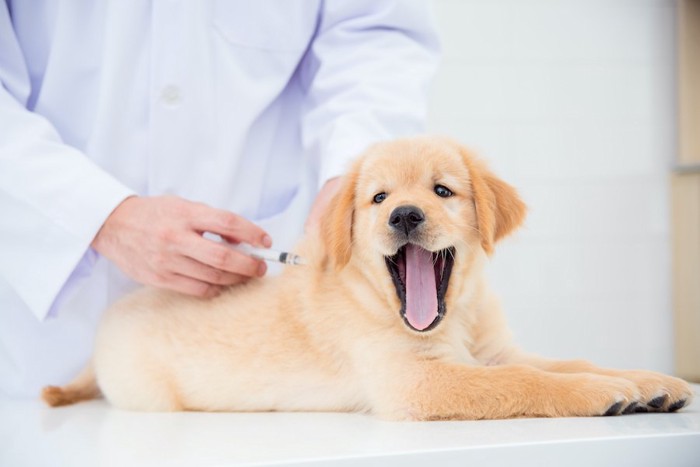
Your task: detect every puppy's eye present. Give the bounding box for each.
[434,185,453,198]
[373,192,387,204]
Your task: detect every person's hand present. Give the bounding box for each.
[305,177,341,233]
[91,196,271,298]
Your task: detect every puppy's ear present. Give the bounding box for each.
[461,148,527,254]
[321,166,359,270]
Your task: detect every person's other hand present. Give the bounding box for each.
[91,196,271,298]
[305,177,341,233]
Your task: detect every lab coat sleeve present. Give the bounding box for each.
[0,6,135,321]
[299,0,441,186]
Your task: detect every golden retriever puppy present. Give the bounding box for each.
[43,137,693,419]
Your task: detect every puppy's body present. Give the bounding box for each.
[93,274,366,413]
[44,137,693,419]
[92,244,494,416]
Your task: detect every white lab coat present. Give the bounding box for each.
[0,0,439,397]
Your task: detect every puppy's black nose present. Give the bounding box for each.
[389,205,425,235]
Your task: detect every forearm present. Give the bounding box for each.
[0,87,135,320]
[300,0,441,188]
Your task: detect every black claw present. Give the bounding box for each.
[668,399,687,412]
[635,405,649,413]
[648,395,668,409]
[604,401,624,416]
[622,402,639,415]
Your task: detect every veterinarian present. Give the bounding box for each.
[0,1,440,397]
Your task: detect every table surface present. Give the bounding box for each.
[2,385,699,467]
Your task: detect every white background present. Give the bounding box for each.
[427,0,677,372]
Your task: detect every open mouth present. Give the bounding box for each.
[385,244,455,332]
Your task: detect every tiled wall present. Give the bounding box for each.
[428,0,677,372]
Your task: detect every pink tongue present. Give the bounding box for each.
[404,244,438,331]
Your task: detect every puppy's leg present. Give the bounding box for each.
[507,353,694,413]
[373,362,640,421]
[97,366,183,412]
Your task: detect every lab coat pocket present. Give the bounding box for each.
[212,0,319,53]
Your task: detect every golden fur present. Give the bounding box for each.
[43,137,693,419]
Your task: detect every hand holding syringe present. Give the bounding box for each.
[204,232,305,266]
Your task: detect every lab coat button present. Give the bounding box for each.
[160,85,182,107]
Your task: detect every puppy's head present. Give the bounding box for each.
[321,137,526,333]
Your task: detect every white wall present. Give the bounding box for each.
[428,0,677,372]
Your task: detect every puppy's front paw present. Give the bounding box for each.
[615,370,694,413]
[553,373,641,417]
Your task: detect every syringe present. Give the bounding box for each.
[229,242,306,266]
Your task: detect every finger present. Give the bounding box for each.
[169,255,249,286]
[179,235,267,278]
[190,204,271,248]
[156,273,223,299]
